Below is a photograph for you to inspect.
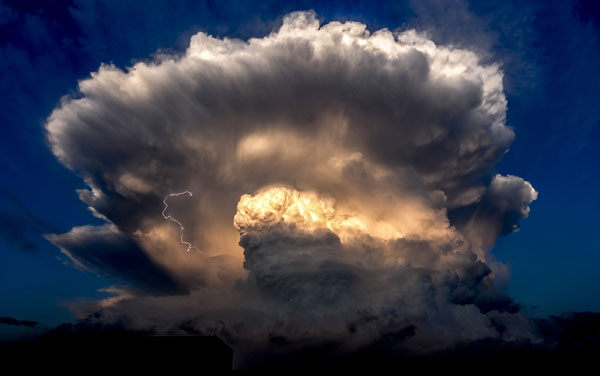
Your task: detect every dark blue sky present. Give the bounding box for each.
[1,0,599,337]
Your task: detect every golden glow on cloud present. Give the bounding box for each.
[234,186,404,242]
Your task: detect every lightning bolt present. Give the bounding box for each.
[162,191,198,252]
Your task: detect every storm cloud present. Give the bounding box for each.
[44,11,537,368]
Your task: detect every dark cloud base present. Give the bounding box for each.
[46,225,188,295]
[2,313,599,375]
[227,312,600,373]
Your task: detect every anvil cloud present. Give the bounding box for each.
[45,11,537,366]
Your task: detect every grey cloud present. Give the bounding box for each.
[46,224,187,295]
[43,11,538,367]
[0,317,37,328]
[449,174,537,253]
[485,174,538,234]
[228,188,531,362]
[240,226,355,309]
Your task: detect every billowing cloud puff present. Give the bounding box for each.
[44,11,537,368]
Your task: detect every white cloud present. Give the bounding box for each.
[44,11,537,365]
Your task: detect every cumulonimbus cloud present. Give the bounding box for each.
[44,11,538,367]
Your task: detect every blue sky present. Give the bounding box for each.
[1,0,599,338]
